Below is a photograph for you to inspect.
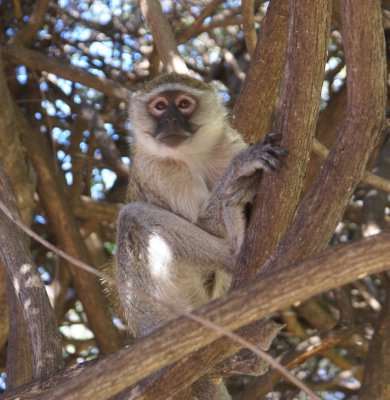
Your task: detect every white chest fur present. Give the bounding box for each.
[134,127,245,223]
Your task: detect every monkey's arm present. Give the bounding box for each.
[197,133,286,255]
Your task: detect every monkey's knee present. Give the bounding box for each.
[115,202,152,277]
[115,202,167,336]
[117,202,173,233]
[117,202,148,228]
[116,202,154,245]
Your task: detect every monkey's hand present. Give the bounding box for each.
[221,132,287,255]
[222,132,286,206]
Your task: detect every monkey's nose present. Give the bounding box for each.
[166,118,178,130]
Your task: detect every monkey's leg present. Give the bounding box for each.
[115,202,233,337]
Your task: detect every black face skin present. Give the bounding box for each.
[148,91,198,147]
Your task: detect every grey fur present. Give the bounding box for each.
[115,74,285,398]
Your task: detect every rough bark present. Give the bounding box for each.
[0,43,53,387]
[232,0,332,287]
[114,320,280,399]
[359,286,390,399]
[312,137,390,192]
[359,138,390,398]
[304,86,347,192]
[2,232,389,400]
[5,275,32,388]
[16,111,122,355]
[232,0,289,143]
[0,264,9,352]
[0,160,63,381]
[261,0,386,274]
[0,48,36,225]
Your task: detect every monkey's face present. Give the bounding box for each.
[147,91,197,148]
[129,74,228,159]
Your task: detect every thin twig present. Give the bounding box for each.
[9,0,49,46]
[242,0,257,57]
[139,0,188,74]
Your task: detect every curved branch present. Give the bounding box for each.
[118,320,280,399]
[232,0,332,287]
[0,45,60,385]
[240,326,358,399]
[262,0,387,274]
[3,232,390,400]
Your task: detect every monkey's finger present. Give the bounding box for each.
[247,146,287,166]
[263,132,282,145]
[257,154,282,171]
[265,146,288,158]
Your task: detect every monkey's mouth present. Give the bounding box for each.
[156,133,190,147]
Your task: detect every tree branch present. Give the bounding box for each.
[0,160,63,381]
[8,0,49,46]
[0,48,36,225]
[3,232,390,400]
[15,109,122,355]
[177,0,222,44]
[312,138,390,193]
[5,273,32,388]
[239,326,357,399]
[115,320,280,399]
[1,45,129,103]
[304,85,347,192]
[359,285,390,398]
[261,0,387,274]
[232,0,332,287]
[242,0,257,57]
[232,0,289,142]
[139,0,188,74]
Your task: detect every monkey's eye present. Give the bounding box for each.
[178,99,191,109]
[175,95,197,115]
[155,101,167,111]
[148,97,169,117]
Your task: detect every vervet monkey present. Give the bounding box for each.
[115,74,285,398]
